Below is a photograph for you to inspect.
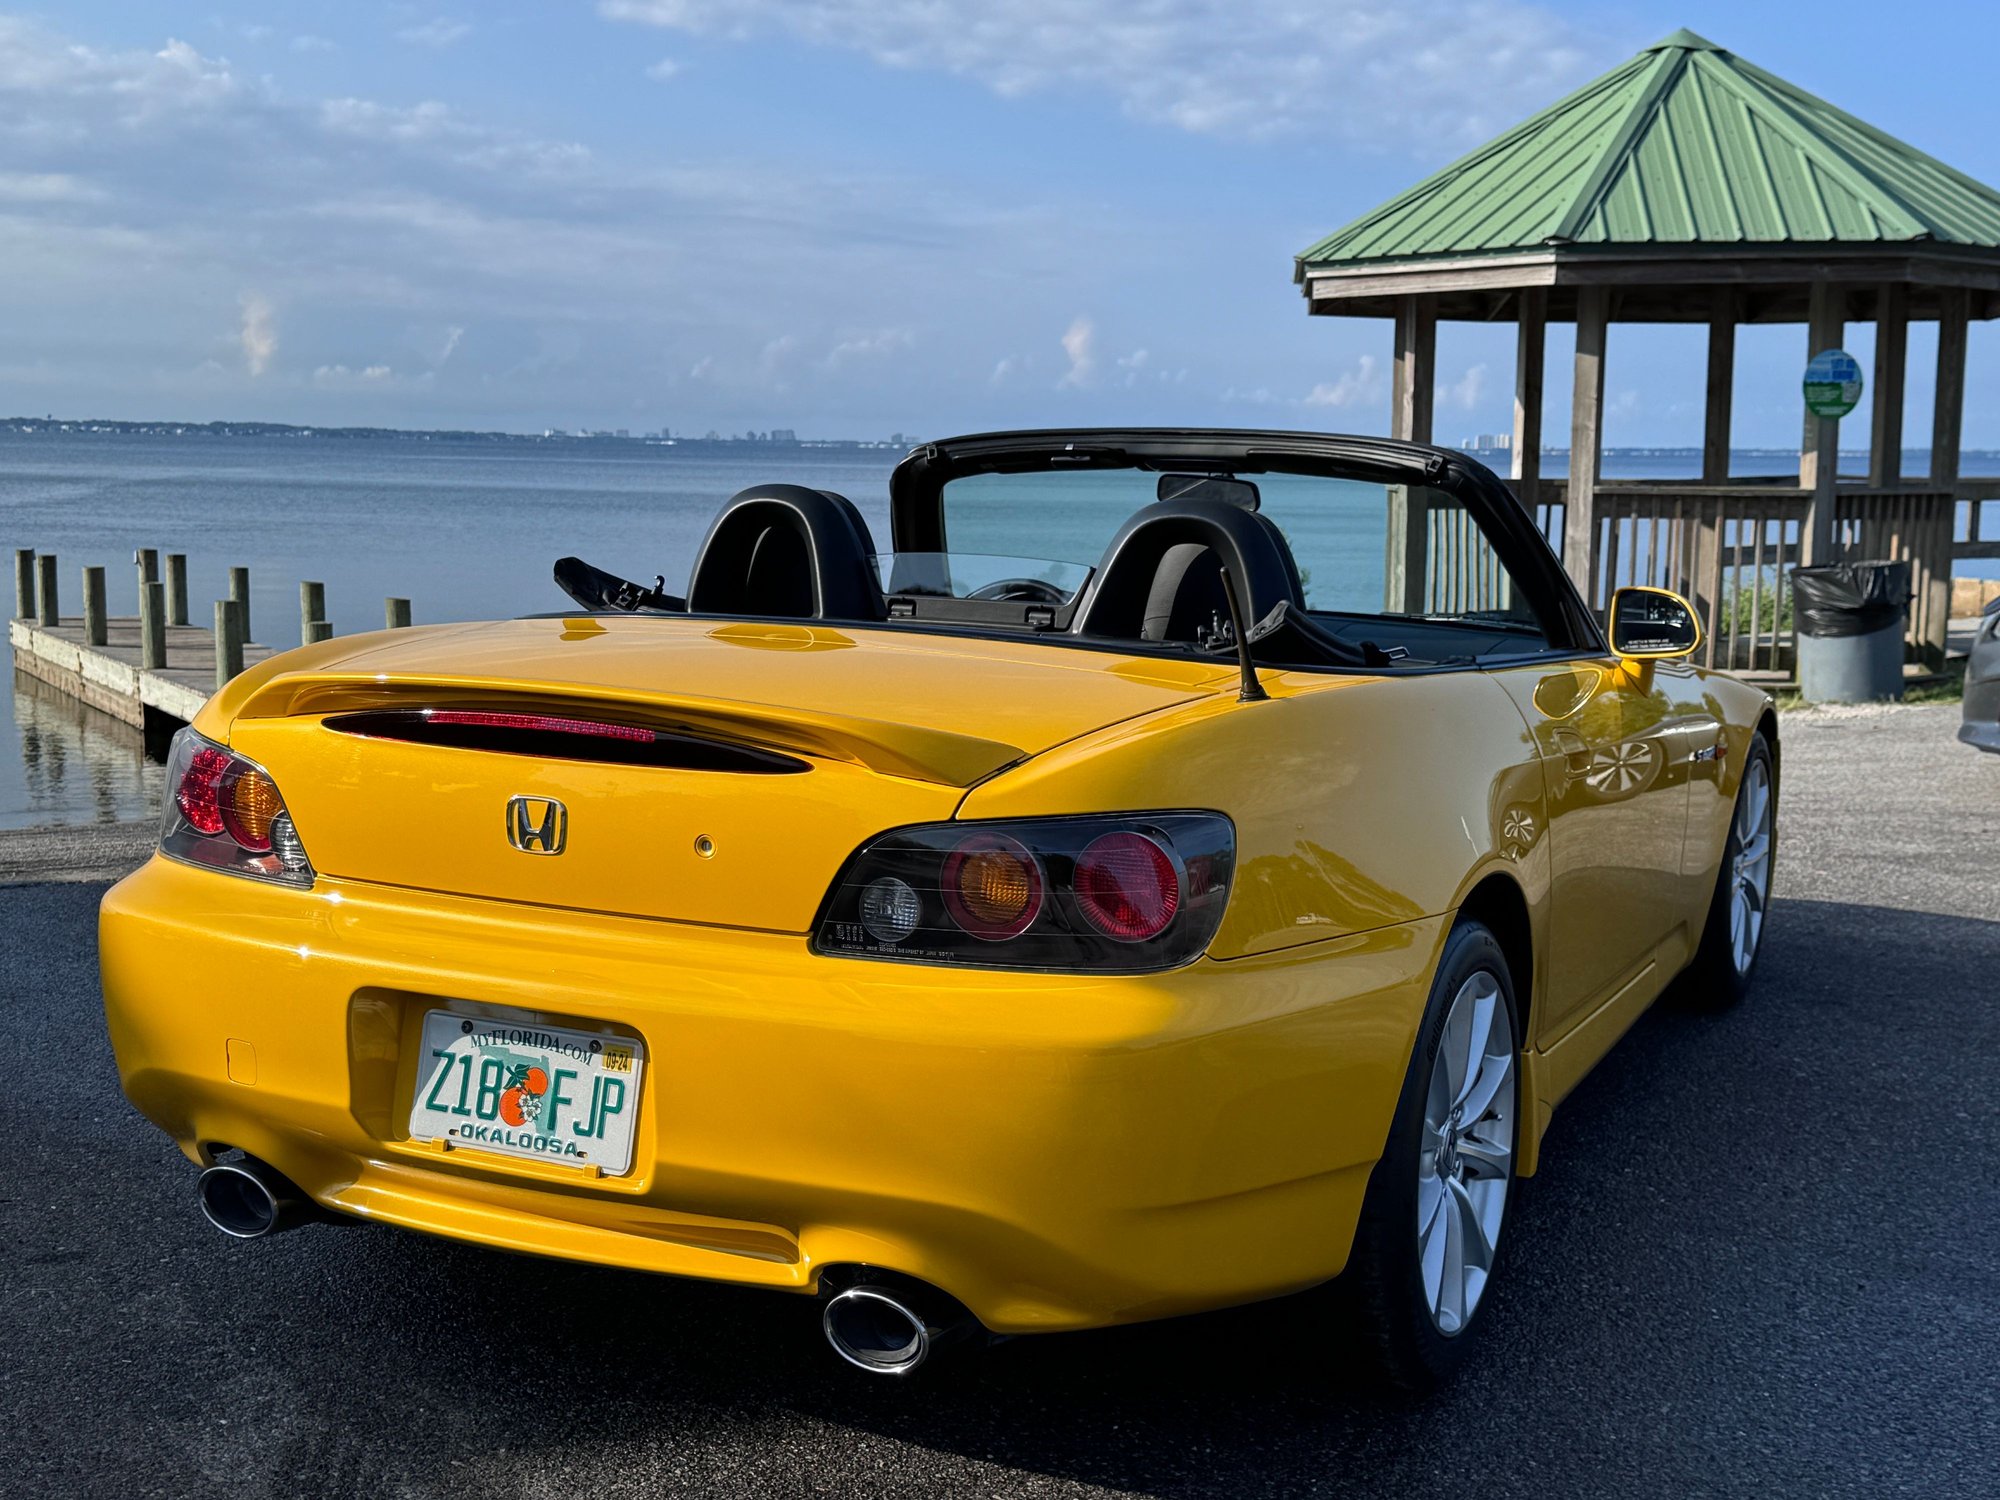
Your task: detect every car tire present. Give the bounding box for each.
[1680,733,1777,1011]
[1339,920,1521,1391]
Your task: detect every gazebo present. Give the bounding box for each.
[1294,28,2000,672]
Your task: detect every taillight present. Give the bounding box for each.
[1074,831,1178,941]
[813,813,1233,973]
[159,728,314,887]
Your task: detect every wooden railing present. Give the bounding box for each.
[1484,479,1969,674]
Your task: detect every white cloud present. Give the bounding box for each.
[397,20,472,49]
[312,363,398,386]
[1303,355,1382,410]
[437,326,465,366]
[0,171,105,203]
[239,292,277,376]
[597,0,1600,147]
[1057,316,1094,389]
[291,35,335,54]
[1442,362,1487,411]
[688,356,714,380]
[989,357,1017,385]
[825,328,913,367]
[644,57,682,81]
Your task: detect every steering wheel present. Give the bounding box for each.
[967,577,1068,604]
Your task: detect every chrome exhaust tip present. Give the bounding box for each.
[822,1276,978,1376]
[197,1157,308,1240]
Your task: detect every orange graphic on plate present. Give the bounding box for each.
[498,1064,551,1127]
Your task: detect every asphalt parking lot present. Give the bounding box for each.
[3,702,1996,1498]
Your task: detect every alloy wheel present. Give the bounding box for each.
[1417,971,1515,1336]
[1729,757,1774,974]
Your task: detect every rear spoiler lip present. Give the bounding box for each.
[230,671,1035,788]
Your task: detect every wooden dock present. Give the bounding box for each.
[9,614,276,742]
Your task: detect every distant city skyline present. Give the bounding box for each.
[2,3,1997,448]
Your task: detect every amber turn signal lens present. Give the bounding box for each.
[942,833,1043,941]
[222,768,284,852]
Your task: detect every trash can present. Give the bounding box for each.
[1791,560,1910,703]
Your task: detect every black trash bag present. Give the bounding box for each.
[1791,560,1911,639]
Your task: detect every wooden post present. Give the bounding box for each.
[35,552,58,626]
[1868,283,1908,488]
[215,599,245,688]
[1386,294,1436,611]
[1564,286,1608,601]
[1933,285,1968,491]
[13,549,34,620]
[141,582,167,669]
[136,547,159,590]
[229,566,252,643]
[1512,288,1546,509]
[1702,289,1736,484]
[1800,281,1844,565]
[305,619,334,644]
[166,554,190,627]
[82,566,108,647]
[385,597,413,629]
[300,581,326,647]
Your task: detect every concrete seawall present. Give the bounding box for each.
[0,821,154,886]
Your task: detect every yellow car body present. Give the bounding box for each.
[98,430,1776,1355]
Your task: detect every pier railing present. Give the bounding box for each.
[1478,480,1975,675]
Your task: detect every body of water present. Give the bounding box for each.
[5,430,1996,829]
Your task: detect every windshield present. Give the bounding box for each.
[939,466,1540,629]
[875,552,1091,603]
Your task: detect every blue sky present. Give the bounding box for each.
[3,1,1997,447]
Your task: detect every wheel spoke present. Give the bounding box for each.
[1459,1048,1512,1126]
[1454,990,1497,1109]
[1419,1182,1448,1312]
[1449,1178,1495,1274]
[1437,1183,1467,1329]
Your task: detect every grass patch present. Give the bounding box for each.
[1773,658,1965,712]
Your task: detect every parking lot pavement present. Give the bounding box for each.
[3,703,1996,1499]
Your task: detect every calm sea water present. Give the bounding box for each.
[5,431,1995,829]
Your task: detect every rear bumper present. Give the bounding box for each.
[99,856,1440,1332]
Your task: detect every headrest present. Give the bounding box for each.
[1070,498,1305,640]
[685,485,885,620]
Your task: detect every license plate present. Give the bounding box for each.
[408,1010,645,1175]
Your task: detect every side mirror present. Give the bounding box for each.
[1608,586,1702,660]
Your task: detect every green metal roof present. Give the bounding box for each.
[1298,30,2000,269]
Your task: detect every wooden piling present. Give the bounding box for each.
[305,619,333,644]
[83,566,108,647]
[300,582,326,646]
[166,554,189,626]
[215,599,245,688]
[35,553,58,626]
[13,549,33,620]
[136,547,160,589]
[385,597,413,629]
[229,567,252,643]
[141,581,167,669]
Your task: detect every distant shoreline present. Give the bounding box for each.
[5,417,1998,463]
[0,417,911,451]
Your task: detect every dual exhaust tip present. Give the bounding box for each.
[195,1162,975,1376]
[196,1156,310,1240]
[822,1276,978,1376]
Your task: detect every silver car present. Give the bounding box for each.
[1963,596,2000,752]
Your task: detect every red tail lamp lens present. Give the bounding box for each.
[1075,832,1180,941]
[941,833,1043,940]
[174,746,232,835]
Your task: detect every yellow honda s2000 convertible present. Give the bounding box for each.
[100,430,1777,1387]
